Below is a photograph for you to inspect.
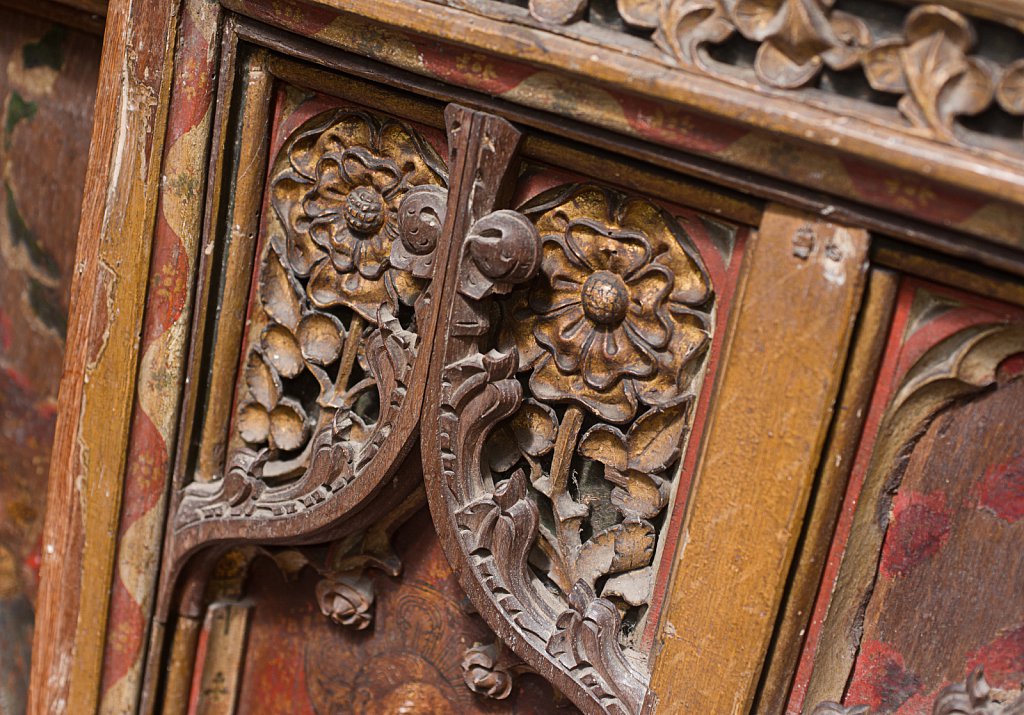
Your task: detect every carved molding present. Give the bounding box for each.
[811,668,1024,715]
[803,321,1024,708]
[472,0,1024,150]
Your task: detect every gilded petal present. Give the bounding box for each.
[530,354,638,424]
[634,312,708,407]
[529,237,588,315]
[354,231,391,280]
[565,219,650,277]
[580,325,655,391]
[534,304,590,374]
[624,264,674,350]
[339,146,401,196]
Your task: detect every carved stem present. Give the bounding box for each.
[334,313,365,395]
[549,404,585,567]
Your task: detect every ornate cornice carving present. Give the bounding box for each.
[468,0,1024,152]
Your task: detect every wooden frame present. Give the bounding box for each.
[28,0,1024,712]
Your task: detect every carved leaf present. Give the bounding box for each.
[996,59,1024,117]
[578,395,692,475]
[262,324,304,378]
[529,0,588,25]
[575,519,656,587]
[617,0,659,30]
[245,352,281,411]
[863,41,908,93]
[260,250,302,331]
[269,397,308,452]
[237,402,271,444]
[296,312,344,366]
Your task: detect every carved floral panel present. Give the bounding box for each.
[176,93,449,527]
[424,104,746,714]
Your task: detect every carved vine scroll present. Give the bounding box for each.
[172,109,450,554]
[422,107,714,714]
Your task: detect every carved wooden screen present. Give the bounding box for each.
[42,3,1024,715]
[147,35,757,714]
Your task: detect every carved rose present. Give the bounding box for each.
[507,186,711,424]
[271,110,447,322]
[461,642,514,699]
[314,574,374,630]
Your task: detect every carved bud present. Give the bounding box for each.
[392,185,448,279]
[460,210,542,300]
[462,642,514,699]
[314,574,374,630]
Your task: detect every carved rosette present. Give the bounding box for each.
[429,143,713,713]
[177,110,448,526]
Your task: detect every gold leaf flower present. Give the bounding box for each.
[506,186,711,424]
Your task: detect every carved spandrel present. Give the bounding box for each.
[175,110,448,531]
[424,107,716,713]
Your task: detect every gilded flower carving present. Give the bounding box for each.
[507,186,711,424]
[271,110,447,322]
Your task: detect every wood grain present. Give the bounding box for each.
[646,204,869,713]
[27,0,178,710]
[754,268,900,714]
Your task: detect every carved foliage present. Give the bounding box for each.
[177,110,447,526]
[659,0,869,89]
[434,159,713,712]
[516,0,1024,145]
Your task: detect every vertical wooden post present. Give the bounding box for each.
[647,204,869,714]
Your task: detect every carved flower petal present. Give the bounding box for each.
[580,325,656,391]
[534,304,590,374]
[307,113,373,163]
[309,260,393,324]
[565,219,651,277]
[297,312,345,366]
[262,324,304,379]
[377,121,448,189]
[269,398,308,452]
[624,264,674,350]
[285,226,328,278]
[634,313,708,407]
[340,146,402,197]
[353,231,392,280]
[529,237,589,315]
[308,261,347,309]
[237,402,270,444]
[530,354,638,424]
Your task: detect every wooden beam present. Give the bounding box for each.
[646,204,869,714]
